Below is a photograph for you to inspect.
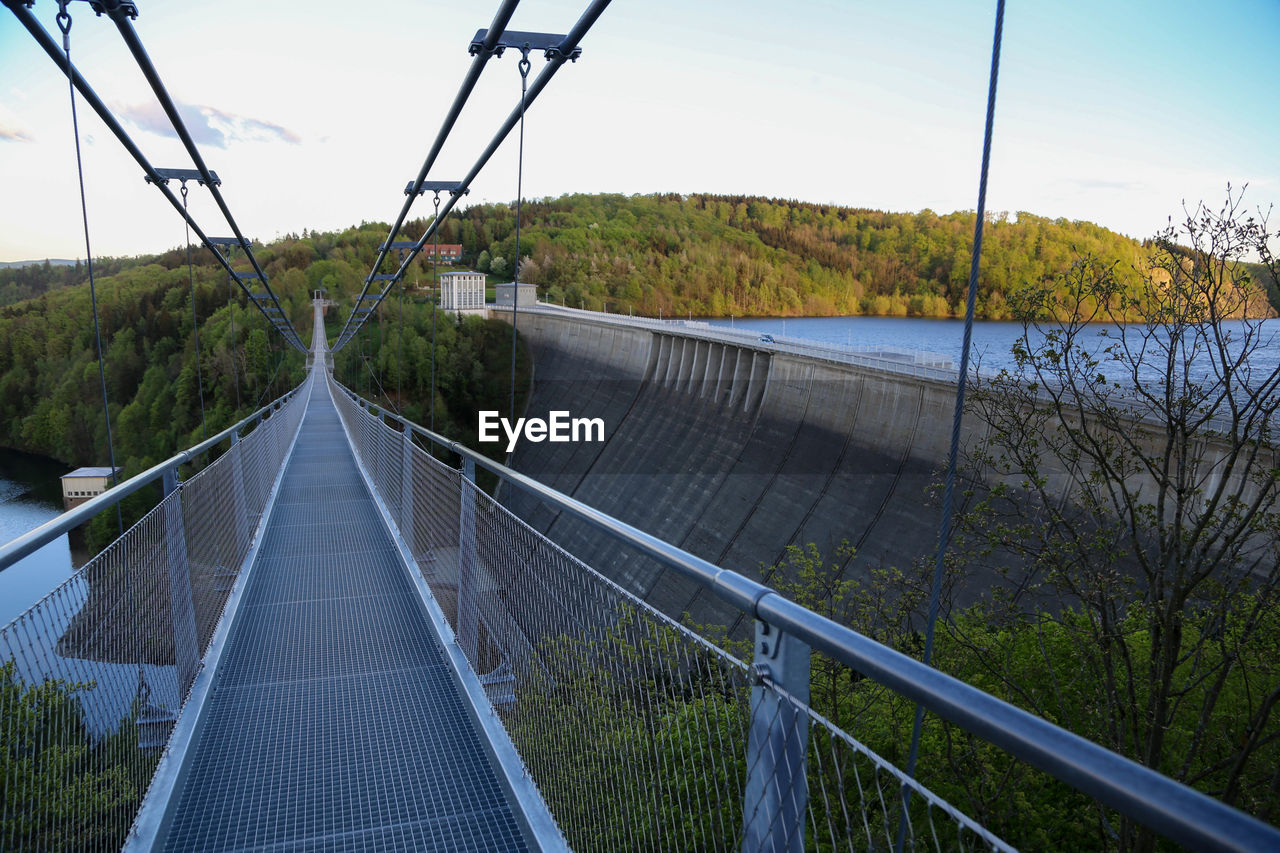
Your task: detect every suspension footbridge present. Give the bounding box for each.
[3,0,1279,850]
[2,300,1276,851]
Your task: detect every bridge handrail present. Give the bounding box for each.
[340,378,1280,852]
[0,387,302,574]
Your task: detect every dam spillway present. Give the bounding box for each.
[495,308,974,632]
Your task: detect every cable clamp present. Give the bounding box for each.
[148,167,221,187]
[469,29,582,62]
[86,0,137,19]
[404,179,466,197]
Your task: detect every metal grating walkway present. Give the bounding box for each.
[159,380,529,852]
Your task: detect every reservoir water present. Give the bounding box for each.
[0,449,178,737]
[0,447,75,627]
[705,315,1280,386]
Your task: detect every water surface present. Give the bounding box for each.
[0,447,75,627]
[706,315,1280,385]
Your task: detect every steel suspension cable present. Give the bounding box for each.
[355,0,521,316]
[510,47,531,420]
[333,0,613,352]
[898,0,1006,844]
[99,3,305,352]
[378,299,399,414]
[56,1,123,538]
[271,335,282,401]
[358,326,367,397]
[57,0,140,739]
[5,1,303,352]
[255,313,286,407]
[397,272,403,409]
[359,323,393,403]
[228,269,241,417]
[430,193,441,439]
[181,182,209,444]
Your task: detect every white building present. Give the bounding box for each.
[61,466,121,511]
[495,282,537,308]
[438,271,486,314]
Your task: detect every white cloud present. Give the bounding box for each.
[114,99,301,149]
[0,124,34,143]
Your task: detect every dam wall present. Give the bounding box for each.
[493,307,987,631]
[491,307,1273,633]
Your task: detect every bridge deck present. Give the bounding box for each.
[158,380,528,852]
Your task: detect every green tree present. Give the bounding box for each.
[244,328,268,389]
[1,661,152,851]
[504,609,747,851]
[953,188,1280,849]
[489,255,508,280]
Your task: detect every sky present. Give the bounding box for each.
[1,0,1277,263]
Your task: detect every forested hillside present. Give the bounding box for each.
[0,223,520,481]
[432,193,1279,319]
[7,192,1273,329]
[0,257,155,308]
[0,259,308,472]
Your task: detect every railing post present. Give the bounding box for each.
[400,428,414,554]
[375,409,385,494]
[229,430,250,559]
[363,404,374,469]
[742,619,811,853]
[457,457,479,662]
[248,412,264,504]
[162,465,200,699]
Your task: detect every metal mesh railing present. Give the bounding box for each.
[0,378,309,852]
[329,373,1012,852]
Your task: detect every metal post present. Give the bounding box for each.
[401,428,415,554]
[248,412,264,504]
[742,620,810,853]
[162,465,200,698]
[229,430,250,558]
[375,408,386,493]
[458,457,479,662]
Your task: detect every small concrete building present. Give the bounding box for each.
[495,282,537,308]
[61,466,121,510]
[439,271,486,314]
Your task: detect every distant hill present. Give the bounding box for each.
[0,256,151,308]
[5,193,1275,319]
[431,193,1279,320]
[0,258,79,269]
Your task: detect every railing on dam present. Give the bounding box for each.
[330,372,1280,853]
[0,377,309,851]
[496,303,1259,436]
[493,303,962,381]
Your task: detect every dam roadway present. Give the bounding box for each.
[493,306,973,633]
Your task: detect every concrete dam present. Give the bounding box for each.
[494,307,974,633]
